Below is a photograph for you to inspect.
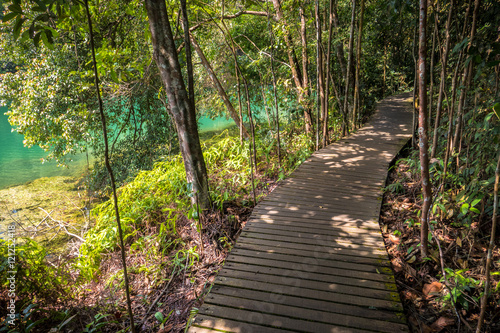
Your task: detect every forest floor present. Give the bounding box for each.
[68,175,279,333]
[380,152,500,333]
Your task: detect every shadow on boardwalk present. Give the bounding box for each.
[188,93,414,333]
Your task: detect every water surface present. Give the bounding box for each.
[0,106,88,189]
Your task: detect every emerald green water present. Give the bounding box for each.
[0,106,240,189]
[0,106,89,189]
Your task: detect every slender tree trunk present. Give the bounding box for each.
[273,0,312,133]
[418,0,432,258]
[352,0,365,129]
[342,0,356,136]
[180,0,194,111]
[431,0,454,158]
[476,152,500,332]
[84,1,135,331]
[145,0,210,208]
[236,60,244,143]
[452,0,481,153]
[331,0,347,81]
[190,35,249,139]
[299,5,312,134]
[383,44,387,97]
[315,0,324,150]
[441,0,471,187]
[267,3,281,167]
[495,65,499,100]
[412,22,418,147]
[428,5,438,135]
[323,0,335,146]
[441,54,464,192]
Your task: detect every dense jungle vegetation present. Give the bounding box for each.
[0,0,499,331]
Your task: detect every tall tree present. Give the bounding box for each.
[342,0,356,136]
[144,0,210,208]
[272,0,313,133]
[451,0,481,153]
[190,34,249,139]
[431,0,454,159]
[418,0,432,257]
[352,0,365,128]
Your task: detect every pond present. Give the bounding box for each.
[0,106,239,189]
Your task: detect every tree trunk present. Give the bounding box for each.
[273,0,313,133]
[418,0,431,258]
[352,0,365,129]
[84,1,135,331]
[431,0,454,159]
[268,3,281,167]
[323,0,335,147]
[299,6,313,134]
[331,0,347,81]
[476,152,500,332]
[315,0,324,150]
[190,35,249,139]
[180,0,195,112]
[342,0,356,136]
[428,5,438,135]
[145,0,210,208]
[452,0,481,153]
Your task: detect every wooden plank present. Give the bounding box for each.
[289,173,386,187]
[202,293,408,332]
[195,305,371,333]
[209,285,406,324]
[242,225,383,246]
[245,219,383,237]
[247,215,383,232]
[189,315,290,333]
[253,206,382,222]
[265,187,381,201]
[258,197,381,214]
[238,230,387,252]
[233,242,391,267]
[222,254,397,291]
[269,185,382,199]
[295,163,389,177]
[217,268,399,301]
[261,192,382,206]
[283,176,383,191]
[212,276,403,312]
[226,249,395,282]
[235,236,388,260]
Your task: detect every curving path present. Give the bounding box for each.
[188,93,414,333]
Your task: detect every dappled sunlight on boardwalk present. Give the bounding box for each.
[187,93,413,333]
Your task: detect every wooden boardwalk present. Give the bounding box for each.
[188,93,413,333]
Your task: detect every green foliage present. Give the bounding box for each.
[77,155,187,280]
[82,313,117,333]
[441,269,480,312]
[0,239,72,302]
[154,310,173,330]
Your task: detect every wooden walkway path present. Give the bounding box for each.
[188,93,413,333]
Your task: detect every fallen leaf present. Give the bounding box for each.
[423,281,443,297]
[456,237,462,247]
[389,234,400,244]
[391,258,404,273]
[429,317,455,332]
